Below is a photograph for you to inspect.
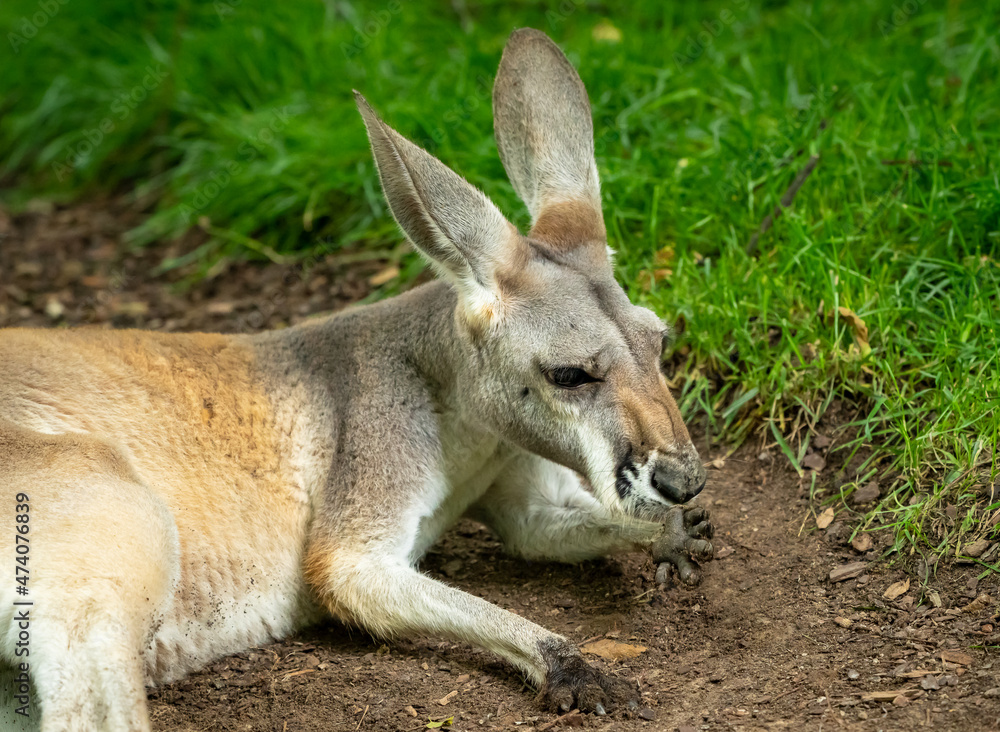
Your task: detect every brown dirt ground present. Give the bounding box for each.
[1,201,998,732]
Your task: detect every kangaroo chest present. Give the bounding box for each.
[408,421,512,561]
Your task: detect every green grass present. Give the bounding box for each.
[2,0,999,555]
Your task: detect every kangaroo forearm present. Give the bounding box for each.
[320,554,559,685]
[491,505,663,562]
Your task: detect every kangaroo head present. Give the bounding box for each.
[356,28,705,515]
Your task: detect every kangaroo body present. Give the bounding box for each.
[0,30,714,730]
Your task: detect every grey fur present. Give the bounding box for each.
[493,28,604,243]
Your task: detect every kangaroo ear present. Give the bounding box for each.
[493,28,605,252]
[355,92,523,320]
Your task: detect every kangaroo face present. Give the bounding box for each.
[467,243,706,515]
[356,28,705,516]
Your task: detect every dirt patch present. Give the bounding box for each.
[0,199,374,333]
[2,202,998,731]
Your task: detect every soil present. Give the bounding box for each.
[1,201,998,732]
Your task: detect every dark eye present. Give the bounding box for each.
[545,367,598,389]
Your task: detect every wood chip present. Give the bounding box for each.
[961,593,992,615]
[581,639,647,661]
[939,650,973,667]
[833,616,852,628]
[830,562,867,582]
[860,689,917,702]
[281,668,315,680]
[964,539,992,558]
[816,507,835,529]
[896,670,937,679]
[436,690,458,706]
[883,578,910,601]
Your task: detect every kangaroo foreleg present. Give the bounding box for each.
[472,454,715,582]
[306,548,636,712]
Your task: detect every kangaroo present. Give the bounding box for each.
[0,28,714,730]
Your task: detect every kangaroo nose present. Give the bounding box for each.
[651,456,706,503]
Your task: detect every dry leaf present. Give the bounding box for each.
[851,533,873,552]
[436,690,458,706]
[637,268,673,291]
[591,19,622,43]
[883,578,910,601]
[816,507,835,529]
[581,639,647,661]
[837,306,871,356]
[961,593,993,615]
[653,245,675,267]
[369,265,400,287]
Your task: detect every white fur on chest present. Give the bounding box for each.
[407,422,510,562]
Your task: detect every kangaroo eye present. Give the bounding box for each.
[545,367,598,389]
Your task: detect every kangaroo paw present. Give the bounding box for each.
[538,640,638,715]
[652,505,715,586]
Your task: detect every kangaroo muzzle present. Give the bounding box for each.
[650,449,706,504]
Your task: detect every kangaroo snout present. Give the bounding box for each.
[651,451,707,504]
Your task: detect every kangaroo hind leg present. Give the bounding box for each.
[0,425,180,732]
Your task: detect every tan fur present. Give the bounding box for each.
[529,198,607,250]
[0,329,316,679]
